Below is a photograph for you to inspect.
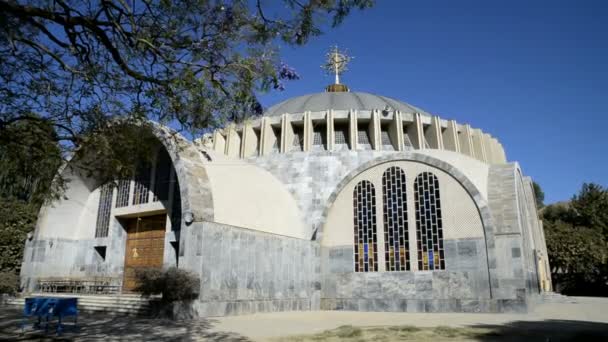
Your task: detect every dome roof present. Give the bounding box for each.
[264,92,431,117]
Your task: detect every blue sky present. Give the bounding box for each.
[257,0,608,204]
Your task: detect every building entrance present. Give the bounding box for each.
[122,214,166,291]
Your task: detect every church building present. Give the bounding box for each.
[20,48,552,315]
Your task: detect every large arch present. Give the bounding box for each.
[317,152,499,298]
[34,123,214,239]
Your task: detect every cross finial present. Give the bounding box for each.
[322,46,352,85]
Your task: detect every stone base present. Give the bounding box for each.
[320,298,528,313]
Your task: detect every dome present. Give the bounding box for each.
[263,92,432,117]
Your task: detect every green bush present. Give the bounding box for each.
[135,267,200,302]
[0,271,20,295]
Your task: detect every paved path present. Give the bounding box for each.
[210,296,608,340]
[1,296,607,341]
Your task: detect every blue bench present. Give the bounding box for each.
[23,297,78,335]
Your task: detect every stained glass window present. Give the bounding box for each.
[382,167,410,271]
[115,179,130,208]
[353,180,378,272]
[414,172,445,270]
[95,183,113,238]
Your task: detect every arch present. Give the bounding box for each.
[318,152,498,297]
[34,122,214,240]
[414,171,445,270]
[353,180,378,272]
[382,166,410,271]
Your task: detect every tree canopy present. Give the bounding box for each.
[0,0,373,199]
[542,183,608,296]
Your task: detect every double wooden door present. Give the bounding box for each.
[123,214,166,292]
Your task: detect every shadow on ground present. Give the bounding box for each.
[469,320,608,342]
[0,308,251,341]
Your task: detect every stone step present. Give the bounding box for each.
[5,294,157,315]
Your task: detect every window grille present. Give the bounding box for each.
[115,179,130,208]
[132,164,151,205]
[414,172,445,270]
[403,133,414,149]
[353,180,378,272]
[382,167,410,271]
[357,128,372,150]
[153,148,172,202]
[95,183,113,238]
[312,124,326,149]
[334,124,349,148]
[381,129,394,150]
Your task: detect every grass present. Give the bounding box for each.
[270,324,498,341]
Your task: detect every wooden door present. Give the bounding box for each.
[123,214,166,292]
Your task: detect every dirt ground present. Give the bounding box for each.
[1,296,607,341]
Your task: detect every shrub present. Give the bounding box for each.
[0,271,20,295]
[135,267,200,302]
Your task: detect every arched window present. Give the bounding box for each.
[382,167,410,271]
[414,172,445,270]
[353,180,378,272]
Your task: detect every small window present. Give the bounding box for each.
[380,127,394,151]
[94,246,107,262]
[357,124,372,150]
[312,124,327,150]
[334,123,349,149]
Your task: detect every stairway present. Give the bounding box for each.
[4,292,159,316]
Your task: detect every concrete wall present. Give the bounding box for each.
[487,163,546,299]
[202,154,308,239]
[177,221,319,316]
[20,215,180,291]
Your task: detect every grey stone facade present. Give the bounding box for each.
[20,128,548,316]
[178,221,320,316]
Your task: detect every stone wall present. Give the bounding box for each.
[178,221,320,316]
[488,163,541,299]
[20,218,179,291]
[317,237,526,313]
